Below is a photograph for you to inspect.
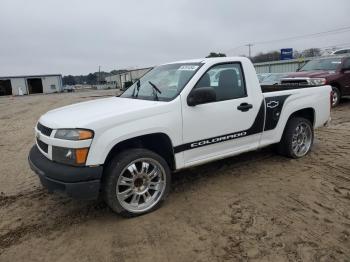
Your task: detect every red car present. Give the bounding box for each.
[282,56,350,106]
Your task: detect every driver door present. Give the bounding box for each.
[179,63,263,166]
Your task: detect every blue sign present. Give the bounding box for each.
[280,48,293,60]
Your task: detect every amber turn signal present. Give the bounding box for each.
[75,148,89,164]
[78,130,94,140]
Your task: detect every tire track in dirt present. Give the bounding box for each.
[0,189,44,208]
[0,194,109,253]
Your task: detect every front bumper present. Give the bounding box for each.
[28,145,103,200]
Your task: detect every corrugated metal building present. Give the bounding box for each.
[0,74,63,96]
[105,67,153,89]
[253,58,312,73]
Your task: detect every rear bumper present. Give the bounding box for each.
[28,145,103,200]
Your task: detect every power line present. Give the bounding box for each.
[253,26,350,45]
[320,42,350,49]
[225,25,350,55]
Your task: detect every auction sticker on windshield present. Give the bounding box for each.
[179,65,199,71]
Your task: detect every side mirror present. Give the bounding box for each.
[187,87,216,106]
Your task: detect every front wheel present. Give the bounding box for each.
[277,117,314,158]
[102,148,171,217]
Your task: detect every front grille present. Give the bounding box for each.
[280,79,308,86]
[37,122,52,136]
[37,138,48,153]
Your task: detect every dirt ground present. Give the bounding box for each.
[0,90,349,262]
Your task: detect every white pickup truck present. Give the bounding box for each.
[29,57,332,216]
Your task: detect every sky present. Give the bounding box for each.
[0,0,350,76]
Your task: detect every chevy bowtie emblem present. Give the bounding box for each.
[267,101,279,108]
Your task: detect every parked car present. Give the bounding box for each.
[281,55,350,106]
[260,73,290,85]
[63,85,75,92]
[29,57,331,217]
[331,48,350,55]
[257,73,271,83]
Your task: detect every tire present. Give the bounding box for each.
[277,117,314,159]
[331,86,341,107]
[102,148,171,217]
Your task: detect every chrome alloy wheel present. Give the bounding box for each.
[291,122,312,157]
[331,90,339,107]
[116,158,166,213]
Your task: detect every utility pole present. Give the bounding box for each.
[98,66,101,84]
[246,44,253,59]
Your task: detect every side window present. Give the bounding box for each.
[194,63,246,101]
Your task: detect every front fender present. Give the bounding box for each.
[85,110,182,166]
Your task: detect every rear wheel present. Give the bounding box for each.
[331,86,341,107]
[277,117,314,158]
[102,148,171,217]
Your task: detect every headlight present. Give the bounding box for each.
[55,129,94,140]
[52,146,89,166]
[307,78,327,86]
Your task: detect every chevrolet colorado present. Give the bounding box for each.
[281,55,350,107]
[29,57,332,216]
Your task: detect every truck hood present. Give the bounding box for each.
[39,97,167,129]
[286,70,335,78]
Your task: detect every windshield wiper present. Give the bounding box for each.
[148,81,162,101]
[131,80,141,97]
[131,80,161,100]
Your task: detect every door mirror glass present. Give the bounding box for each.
[187,87,216,106]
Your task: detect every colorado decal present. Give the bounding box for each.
[190,131,247,148]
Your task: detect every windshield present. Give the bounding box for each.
[120,63,202,101]
[299,58,342,71]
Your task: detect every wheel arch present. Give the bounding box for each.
[329,82,342,95]
[104,133,176,171]
[277,107,315,143]
[286,107,315,127]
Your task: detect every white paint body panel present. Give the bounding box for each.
[36,57,331,170]
[260,86,331,147]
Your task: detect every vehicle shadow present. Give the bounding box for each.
[338,96,350,107]
[171,146,275,190]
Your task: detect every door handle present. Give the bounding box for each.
[237,103,253,112]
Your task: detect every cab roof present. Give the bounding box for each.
[162,56,249,65]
